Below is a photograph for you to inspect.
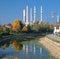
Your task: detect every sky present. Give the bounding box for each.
[0,0,60,25]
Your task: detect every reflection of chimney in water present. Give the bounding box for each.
[34,44,35,54]
[26,45,28,54]
[40,47,42,54]
[23,44,25,51]
[30,45,32,51]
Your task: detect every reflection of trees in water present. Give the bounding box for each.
[13,40,23,52]
[0,41,10,49]
[5,42,10,48]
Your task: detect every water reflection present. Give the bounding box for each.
[13,40,23,52]
[0,41,10,50]
[0,39,53,59]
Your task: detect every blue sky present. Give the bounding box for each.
[0,0,60,24]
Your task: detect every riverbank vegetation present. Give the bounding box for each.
[0,19,54,36]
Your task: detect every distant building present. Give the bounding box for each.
[5,23,12,29]
[53,24,60,34]
[0,25,2,30]
[1,25,7,31]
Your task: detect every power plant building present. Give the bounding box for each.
[23,5,43,25]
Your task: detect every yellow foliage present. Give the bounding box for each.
[22,26,28,32]
[13,40,20,52]
[12,19,21,31]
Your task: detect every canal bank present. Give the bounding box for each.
[0,33,41,44]
[39,37,60,59]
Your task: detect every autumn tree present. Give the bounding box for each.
[12,19,22,32]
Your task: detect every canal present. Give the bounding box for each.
[0,38,55,59]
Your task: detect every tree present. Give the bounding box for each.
[32,24,40,32]
[49,24,54,32]
[0,29,3,35]
[12,19,22,32]
[22,26,28,33]
[39,22,49,33]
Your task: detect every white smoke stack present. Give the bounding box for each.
[40,6,43,22]
[57,16,59,23]
[26,5,29,26]
[33,6,36,23]
[23,9,25,24]
[30,8,32,25]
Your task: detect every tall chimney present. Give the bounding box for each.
[40,6,43,22]
[30,8,32,25]
[33,6,36,23]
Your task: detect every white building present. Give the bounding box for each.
[53,24,60,34]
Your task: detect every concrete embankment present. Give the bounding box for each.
[39,37,60,59]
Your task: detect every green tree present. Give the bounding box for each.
[32,24,40,32]
[22,26,28,33]
[49,24,54,32]
[39,22,49,33]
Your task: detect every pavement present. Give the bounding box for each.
[39,37,60,59]
[47,34,60,42]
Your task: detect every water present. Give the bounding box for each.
[0,39,54,59]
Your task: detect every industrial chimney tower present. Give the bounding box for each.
[33,6,36,23]
[30,8,32,25]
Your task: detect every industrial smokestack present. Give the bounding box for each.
[33,6,36,23]
[40,6,43,22]
[26,5,29,26]
[30,8,32,25]
[23,9,25,24]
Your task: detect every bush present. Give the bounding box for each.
[22,26,28,33]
